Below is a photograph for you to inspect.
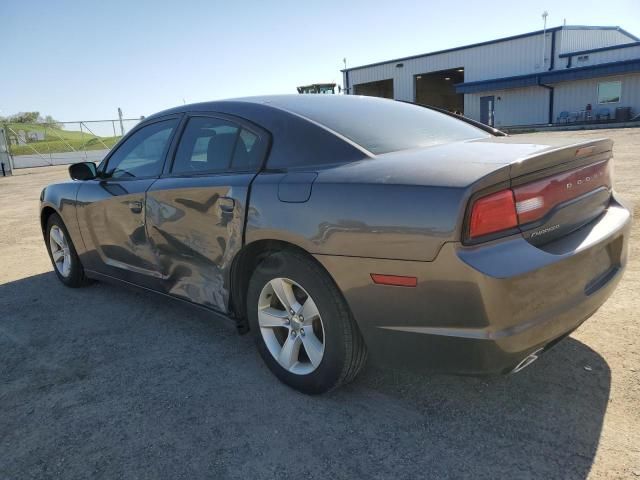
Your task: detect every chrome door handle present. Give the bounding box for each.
[128,200,143,214]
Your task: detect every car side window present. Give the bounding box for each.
[172,117,241,174]
[103,119,178,179]
[172,116,264,174]
[231,129,262,170]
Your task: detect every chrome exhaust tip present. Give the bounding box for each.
[511,348,544,374]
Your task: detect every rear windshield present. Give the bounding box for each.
[270,95,490,155]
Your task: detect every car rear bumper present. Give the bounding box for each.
[314,197,632,374]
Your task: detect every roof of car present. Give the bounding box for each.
[144,94,503,145]
[145,94,391,119]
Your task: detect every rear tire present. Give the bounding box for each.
[247,250,367,394]
[45,213,91,288]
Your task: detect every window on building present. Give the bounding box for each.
[597,81,622,104]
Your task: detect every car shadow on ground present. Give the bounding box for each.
[1,272,610,479]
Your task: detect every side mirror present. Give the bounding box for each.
[69,162,97,181]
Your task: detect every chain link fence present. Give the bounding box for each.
[2,118,142,169]
[0,126,11,176]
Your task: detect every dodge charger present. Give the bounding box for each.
[40,95,631,393]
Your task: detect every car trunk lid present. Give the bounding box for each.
[502,136,613,246]
[316,135,614,251]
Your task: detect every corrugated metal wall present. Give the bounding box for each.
[559,28,635,54]
[553,73,640,117]
[465,87,550,126]
[343,27,639,126]
[466,74,640,126]
[567,45,640,67]
[344,28,637,97]
[345,32,552,102]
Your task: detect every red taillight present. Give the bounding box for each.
[469,189,518,238]
[467,160,612,242]
[513,160,611,225]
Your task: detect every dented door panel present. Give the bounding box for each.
[76,178,163,289]
[145,174,252,312]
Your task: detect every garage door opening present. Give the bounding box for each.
[415,68,464,113]
[353,79,394,99]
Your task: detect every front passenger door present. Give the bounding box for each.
[76,117,179,288]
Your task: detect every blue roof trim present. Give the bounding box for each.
[455,58,640,93]
[342,25,637,73]
[559,41,640,58]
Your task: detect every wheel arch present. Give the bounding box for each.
[228,239,343,334]
[40,205,59,235]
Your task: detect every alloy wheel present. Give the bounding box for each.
[49,225,71,278]
[258,277,325,375]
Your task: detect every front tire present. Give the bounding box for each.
[247,250,367,394]
[45,213,90,288]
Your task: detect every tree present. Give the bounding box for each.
[10,111,40,123]
[44,115,61,129]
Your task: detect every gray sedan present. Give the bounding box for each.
[40,95,631,393]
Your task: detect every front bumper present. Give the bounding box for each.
[315,198,631,374]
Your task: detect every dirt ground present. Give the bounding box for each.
[1,128,638,479]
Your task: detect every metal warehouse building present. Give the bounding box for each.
[342,25,640,128]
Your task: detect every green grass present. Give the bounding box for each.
[4,123,121,155]
[5,122,90,140]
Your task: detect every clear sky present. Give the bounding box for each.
[1,0,639,121]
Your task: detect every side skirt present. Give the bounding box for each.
[85,270,238,329]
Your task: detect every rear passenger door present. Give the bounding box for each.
[145,114,269,312]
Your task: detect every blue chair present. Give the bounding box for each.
[596,107,611,121]
[557,111,570,123]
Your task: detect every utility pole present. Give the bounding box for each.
[117,107,124,137]
[542,11,549,69]
[343,57,348,95]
